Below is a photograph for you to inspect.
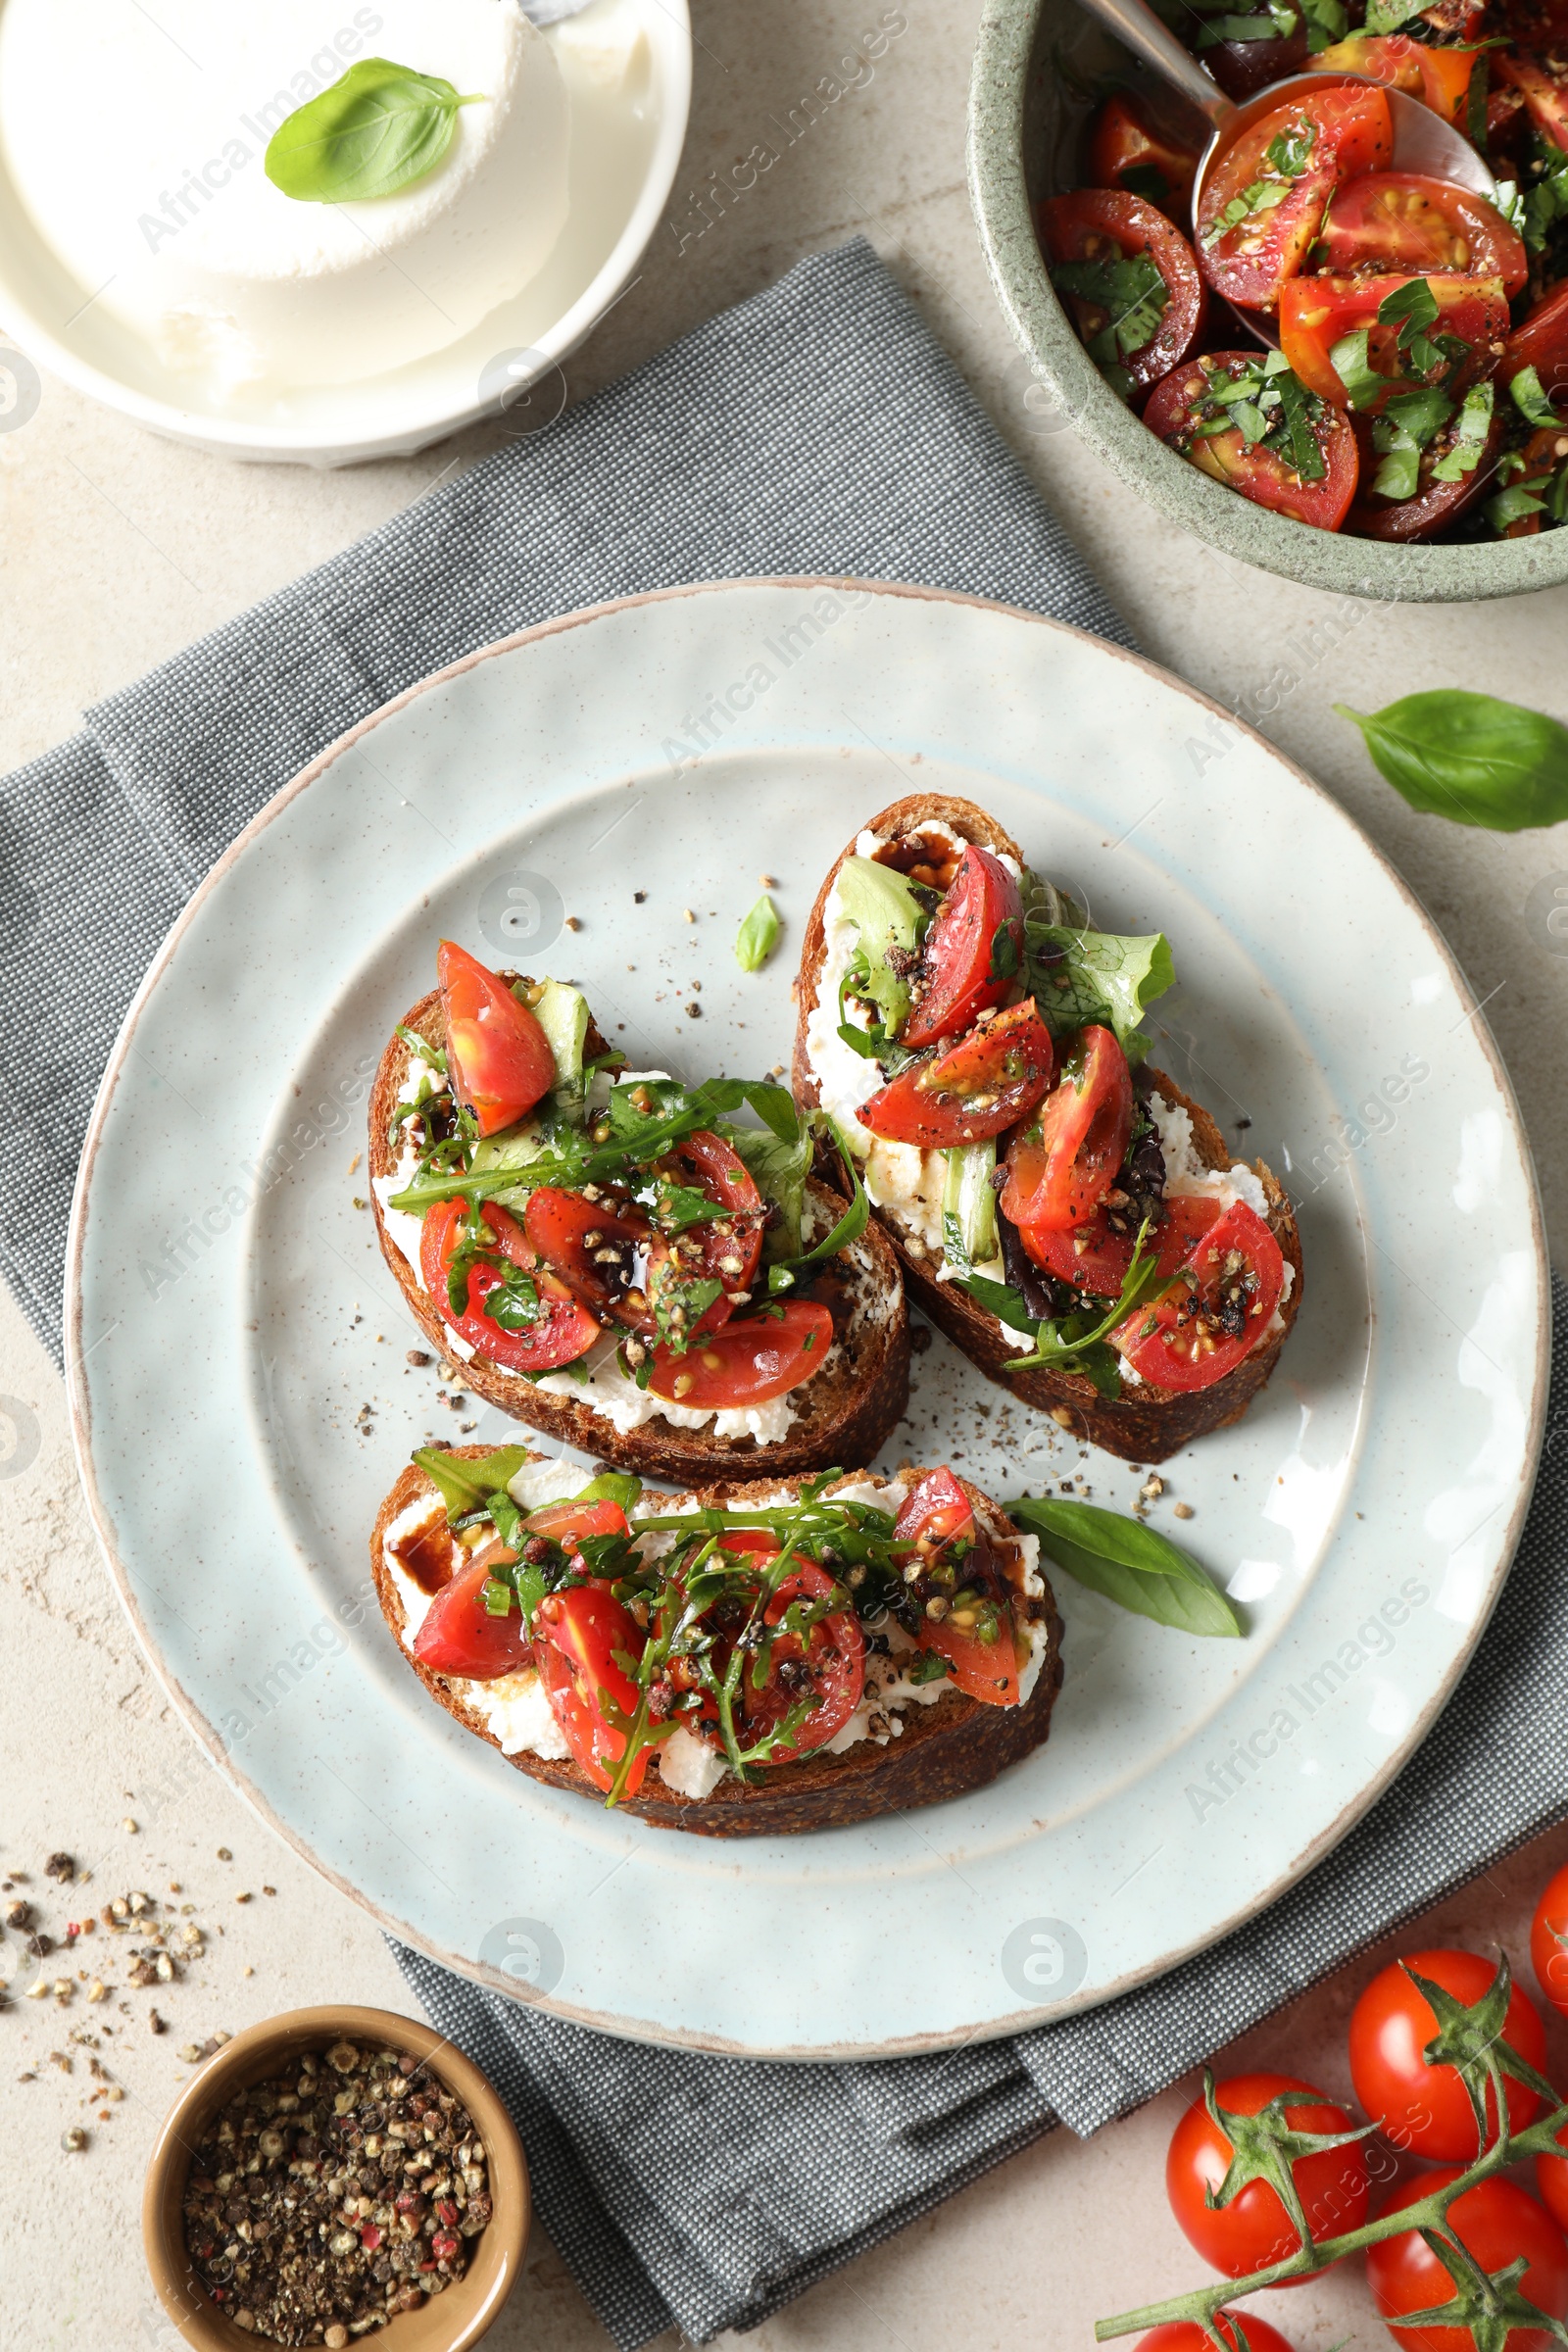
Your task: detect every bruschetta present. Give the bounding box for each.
[368,944,908,1481]
[371,1445,1063,1837]
[793,796,1302,1463]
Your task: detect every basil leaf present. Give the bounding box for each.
[1024,919,1175,1055]
[1336,691,1568,831]
[1270,363,1327,482]
[1371,421,1422,503]
[1363,0,1427,28]
[1488,482,1548,532]
[1298,0,1348,47]
[1329,327,1386,412]
[265,58,486,204]
[961,1272,1044,1336]
[1510,365,1559,429]
[1007,1497,1244,1639]
[734,893,781,973]
[1052,253,1170,364]
[1381,384,1454,448]
[1430,380,1494,481]
[1379,278,1440,334]
[413,1444,533,1521]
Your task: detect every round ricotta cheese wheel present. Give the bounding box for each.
[0,0,570,394]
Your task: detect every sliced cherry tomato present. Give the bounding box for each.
[647,1299,833,1410]
[1166,2072,1370,2282]
[1201,18,1312,103]
[532,1585,654,1795]
[1000,1026,1133,1233]
[1348,1948,1549,2158]
[420,1199,600,1373]
[901,844,1024,1048]
[1346,405,1505,541]
[1533,1862,1568,2018]
[1505,284,1568,405]
[1495,48,1568,155]
[1089,91,1200,215]
[1135,2322,1297,2352]
[1197,85,1394,311]
[1368,2169,1568,2352]
[523,1498,630,1551]
[1309,33,1477,127]
[1037,189,1207,393]
[894,1469,1020,1706]
[1112,1198,1285,1392]
[1142,353,1360,528]
[1021,1193,1221,1298]
[739,1560,865,1760]
[860,1001,1054,1148]
[644,1129,764,1338]
[436,941,556,1139]
[1317,173,1527,297]
[412,1540,531,1681]
[522,1187,655,1333]
[1280,272,1509,411]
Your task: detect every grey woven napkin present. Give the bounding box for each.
[1,235,1556,2350]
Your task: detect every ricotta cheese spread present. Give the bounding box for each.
[0,0,570,396]
[371,1066,802,1444]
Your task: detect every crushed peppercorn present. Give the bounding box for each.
[182,2039,491,2344]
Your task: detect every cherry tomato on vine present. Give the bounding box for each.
[1165,2072,1370,2282]
[1134,2318,1298,2352]
[1348,1949,1548,2158]
[1367,2169,1568,2352]
[1532,1863,1568,2019]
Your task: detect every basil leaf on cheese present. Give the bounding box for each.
[266,58,486,204]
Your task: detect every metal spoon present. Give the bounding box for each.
[1071,0,1497,343]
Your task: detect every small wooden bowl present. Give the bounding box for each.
[142,2004,529,2352]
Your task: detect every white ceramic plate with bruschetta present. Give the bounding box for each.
[66,579,1548,2057]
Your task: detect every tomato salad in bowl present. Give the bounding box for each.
[793,796,1303,1463]
[368,943,909,1482]
[1035,23,1568,545]
[369,1447,1063,1835]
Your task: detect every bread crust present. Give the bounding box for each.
[791,795,1304,1464]
[368,987,909,1479]
[370,1449,1064,1838]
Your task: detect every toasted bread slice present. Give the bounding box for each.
[792,796,1304,1464]
[371,1449,1063,1838]
[368,986,909,1481]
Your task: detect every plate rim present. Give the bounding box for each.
[64,574,1551,2055]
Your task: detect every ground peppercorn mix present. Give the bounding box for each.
[181,2038,491,2343]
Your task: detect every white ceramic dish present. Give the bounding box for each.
[0,0,690,466]
[67,580,1547,2057]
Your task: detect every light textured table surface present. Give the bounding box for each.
[4,3,1567,2347]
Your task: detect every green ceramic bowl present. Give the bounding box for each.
[967,0,1568,599]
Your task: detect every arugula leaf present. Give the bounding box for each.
[1328,326,1386,412]
[1007,1497,1245,1638]
[1430,380,1494,481]
[266,58,486,204]
[1336,691,1568,831]
[1024,920,1175,1055]
[1510,365,1559,429]
[395,1023,447,1074]
[413,1445,533,1520]
[734,894,781,972]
